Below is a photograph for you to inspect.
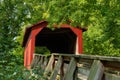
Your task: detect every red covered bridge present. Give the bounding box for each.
[22,20,86,68]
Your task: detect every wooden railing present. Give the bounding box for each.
[31,53,120,80]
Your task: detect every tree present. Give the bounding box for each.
[0,1,31,77]
[83,0,120,56]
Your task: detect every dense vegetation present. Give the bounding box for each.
[0,0,120,79]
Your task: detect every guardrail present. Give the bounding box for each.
[31,53,120,80]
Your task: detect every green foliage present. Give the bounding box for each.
[0,0,29,61]
[0,54,24,79]
[29,66,46,80]
[35,46,51,56]
[83,24,120,56]
[0,65,46,80]
[82,0,120,56]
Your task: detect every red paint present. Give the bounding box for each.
[71,28,83,54]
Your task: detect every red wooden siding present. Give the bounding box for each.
[24,21,48,68]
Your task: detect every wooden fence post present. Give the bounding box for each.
[31,56,40,68]
[44,54,54,76]
[88,60,104,80]
[64,57,76,80]
[30,55,37,68]
[60,60,64,80]
[50,56,62,80]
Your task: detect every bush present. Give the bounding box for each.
[0,65,46,80]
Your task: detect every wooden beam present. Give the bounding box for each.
[60,60,64,80]
[52,53,120,62]
[50,56,62,80]
[64,57,76,80]
[37,56,44,69]
[30,56,40,68]
[88,60,104,80]
[104,72,120,80]
[30,56,37,68]
[44,54,54,76]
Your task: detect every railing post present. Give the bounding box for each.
[60,60,64,80]
[88,60,104,80]
[64,57,76,80]
[30,55,40,69]
[44,54,55,76]
[50,56,62,80]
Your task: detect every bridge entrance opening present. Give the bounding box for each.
[35,28,77,54]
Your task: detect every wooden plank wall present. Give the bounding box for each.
[31,53,120,80]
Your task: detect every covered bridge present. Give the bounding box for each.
[22,20,86,68]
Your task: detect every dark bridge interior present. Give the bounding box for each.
[35,28,77,54]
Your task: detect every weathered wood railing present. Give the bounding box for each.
[31,53,120,80]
